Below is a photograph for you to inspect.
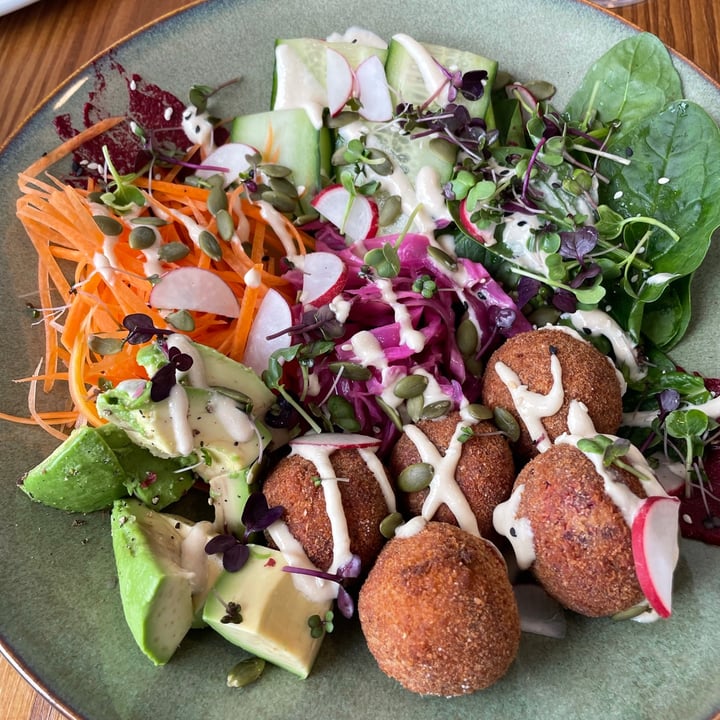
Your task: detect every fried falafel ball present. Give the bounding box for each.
[494,442,646,617]
[262,447,390,575]
[358,521,520,696]
[480,327,623,459]
[389,412,514,537]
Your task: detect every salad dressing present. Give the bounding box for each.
[402,420,480,537]
[375,277,426,351]
[256,200,298,256]
[494,352,565,453]
[492,485,535,569]
[272,43,326,130]
[391,34,450,107]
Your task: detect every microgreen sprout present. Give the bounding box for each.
[99,146,146,214]
[283,554,361,619]
[204,493,285,572]
[307,610,335,638]
[576,434,654,483]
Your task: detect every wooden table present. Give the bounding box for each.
[0,0,718,718]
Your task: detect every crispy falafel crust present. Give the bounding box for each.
[358,522,520,696]
[480,328,623,459]
[516,443,646,617]
[262,448,389,573]
[389,413,514,536]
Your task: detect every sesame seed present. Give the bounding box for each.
[658,177,670,185]
[613,190,624,200]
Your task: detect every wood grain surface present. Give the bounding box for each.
[0,0,718,718]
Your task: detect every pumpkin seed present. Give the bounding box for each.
[87,190,104,204]
[465,356,484,378]
[268,176,299,199]
[405,394,424,423]
[427,245,458,272]
[376,396,403,432]
[327,361,372,381]
[527,306,561,327]
[259,163,292,178]
[261,190,296,214]
[165,310,195,332]
[88,335,123,356]
[215,209,235,241]
[128,225,157,250]
[493,407,521,442]
[379,512,404,539]
[207,185,228,215]
[393,374,429,400]
[92,214,123,236]
[158,241,191,262]
[456,318,479,357]
[130,216,168,227]
[226,657,266,688]
[420,400,452,419]
[397,463,434,493]
[378,195,402,226]
[465,403,493,421]
[199,230,223,261]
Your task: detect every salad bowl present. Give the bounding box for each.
[0,0,719,719]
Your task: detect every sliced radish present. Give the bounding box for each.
[297,251,348,307]
[194,142,258,188]
[631,494,681,619]
[290,432,381,450]
[355,55,393,122]
[458,198,496,244]
[242,289,293,375]
[311,184,378,244]
[149,267,240,317]
[326,48,355,117]
[506,82,539,125]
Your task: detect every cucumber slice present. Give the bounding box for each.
[230,108,332,214]
[271,37,388,126]
[385,34,497,121]
[335,121,457,236]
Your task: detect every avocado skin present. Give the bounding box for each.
[19,426,128,512]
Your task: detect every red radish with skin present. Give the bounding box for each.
[148,267,240,317]
[290,433,382,451]
[458,198,495,244]
[311,184,378,244]
[297,251,349,307]
[631,494,681,618]
[194,142,258,187]
[242,288,293,375]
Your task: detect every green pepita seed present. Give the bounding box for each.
[130,216,168,227]
[420,400,452,420]
[397,462,434,493]
[376,396,403,432]
[393,374,429,400]
[87,190,104,204]
[612,603,652,622]
[493,407,521,442]
[378,195,402,226]
[226,657,266,688]
[328,361,372,381]
[296,209,320,225]
[261,190,296,214]
[158,241,191,263]
[128,225,157,250]
[259,163,292,178]
[465,403,493,421]
[405,394,424,423]
[427,245,458,272]
[379,512,404,539]
[456,318,479,357]
[92,214,123,236]
[88,335,124,356]
[207,185,228,215]
[215,209,235,241]
[465,356,484,378]
[165,309,195,331]
[268,176,299,199]
[199,230,223,261]
[527,306,562,327]
[328,395,357,422]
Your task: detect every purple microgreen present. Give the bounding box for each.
[149,346,194,402]
[122,312,174,345]
[569,262,602,288]
[558,226,599,263]
[516,276,542,308]
[241,493,285,537]
[205,535,251,572]
[551,288,578,313]
[658,388,682,423]
[336,587,355,619]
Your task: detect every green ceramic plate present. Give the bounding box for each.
[1,1,719,718]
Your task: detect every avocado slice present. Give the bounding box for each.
[135,336,276,421]
[19,426,128,512]
[202,546,333,678]
[110,498,220,664]
[96,424,195,510]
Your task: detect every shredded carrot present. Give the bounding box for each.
[8,126,315,435]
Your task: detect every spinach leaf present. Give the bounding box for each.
[641,274,693,350]
[599,100,720,277]
[565,33,682,129]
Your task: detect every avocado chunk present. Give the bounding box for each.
[135,336,276,421]
[111,498,220,664]
[19,426,128,512]
[203,546,332,678]
[96,424,195,510]
[96,380,270,483]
